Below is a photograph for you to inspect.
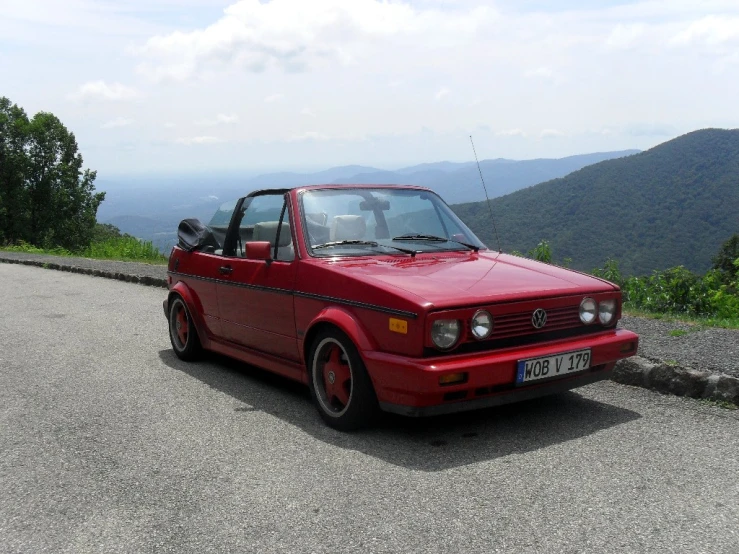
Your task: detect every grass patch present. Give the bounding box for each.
[623,306,739,330]
[700,398,739,411]
[668,329,688,337]
[81,237,167,263]
[1,237,167,264]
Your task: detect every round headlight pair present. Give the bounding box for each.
[579,297,617,325]
[431,310,494,350]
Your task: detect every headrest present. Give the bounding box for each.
[331,215,366,241]
[252,221,292,247]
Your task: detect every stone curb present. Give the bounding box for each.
[3,254,737,407]
[613,356,739,406]
[0,256,167,288]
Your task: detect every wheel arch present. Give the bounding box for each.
[302,307,377,368]
[167,282,209,347]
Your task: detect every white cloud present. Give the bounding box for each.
[101,117,134,129]
[524,67,554,79]
[539,129,566,139]
[497,129,527,137]
[435,87,450,101]
[264,93,285,103]
[70,81,141,102]
[301,108,317,118]
[135,0,494,81]
[606,23,647,50]
[672,16,739,46]
[175,136,226,145]
[196,113,239,126]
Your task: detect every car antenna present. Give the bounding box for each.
[470,135,502,253]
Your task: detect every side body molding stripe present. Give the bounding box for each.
[168,270,418,319]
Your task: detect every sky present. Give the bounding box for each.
[2,0,739,176]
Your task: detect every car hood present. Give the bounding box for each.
[321,251,617,309]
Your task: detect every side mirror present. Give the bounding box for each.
[245,241,272,261]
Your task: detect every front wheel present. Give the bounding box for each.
[308,329,380,431]
[168,295,202,361]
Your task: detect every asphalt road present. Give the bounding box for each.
[1,264,738,554]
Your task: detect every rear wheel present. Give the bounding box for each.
[308,329,379,431]
[168,296,201,361]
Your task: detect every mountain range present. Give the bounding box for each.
[452,129,739,275]
[97,150,638,253]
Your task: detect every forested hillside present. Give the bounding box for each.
[453,129,739,275]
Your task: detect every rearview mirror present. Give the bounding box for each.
[359,198,390,211]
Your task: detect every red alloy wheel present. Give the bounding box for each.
[308,330,380,430]
[313,338,353,416]
[321,343,352,408]
[168,296,201,361]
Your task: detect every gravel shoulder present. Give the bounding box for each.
[1,250,737,381]
[620,315,738,378]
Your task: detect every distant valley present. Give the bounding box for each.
[97,150,638,254]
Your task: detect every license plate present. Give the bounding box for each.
[516,349,591,384]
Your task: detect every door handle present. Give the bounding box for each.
[219,266,233,275]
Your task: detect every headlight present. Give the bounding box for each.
[599,299,616,325]
[431,319,461,350]
[471,310,493,340]
[579,297,597,325]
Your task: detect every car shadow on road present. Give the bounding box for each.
[158,349,641,471]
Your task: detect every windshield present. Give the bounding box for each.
[299,187,486,257]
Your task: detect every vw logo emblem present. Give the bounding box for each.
[531,308,547,329]
[328,371,336,384]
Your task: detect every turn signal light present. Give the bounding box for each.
[620,342,636,353]
[439,372,468,386]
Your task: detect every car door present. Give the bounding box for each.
[215,192,299,362]
[170,200,241,339]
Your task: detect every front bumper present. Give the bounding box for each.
[363,328,638,417]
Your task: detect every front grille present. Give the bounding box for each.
[426,325,606,357]
[489,306,581,340]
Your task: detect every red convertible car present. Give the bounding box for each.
[164,185,638,430]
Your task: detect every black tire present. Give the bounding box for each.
[307,328,380,431]
[168,295,202,361]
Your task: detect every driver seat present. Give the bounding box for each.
[330,215,366,241]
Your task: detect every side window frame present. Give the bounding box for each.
[222,190,295,261]
[222,197,247,257]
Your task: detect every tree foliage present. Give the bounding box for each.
[0,97,104,250]
[589,240,738,320]
[711,234,739,278]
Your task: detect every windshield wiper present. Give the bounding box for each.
[313,240,379,250]
[391,234,479,252]
[313,240,419,256]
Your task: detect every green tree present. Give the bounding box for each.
[712,234,739,278]
[528,240,552,263]
[92,223,126,242]
[0,97,104,250]
[0,98,30,244]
